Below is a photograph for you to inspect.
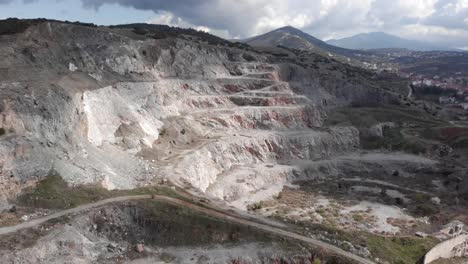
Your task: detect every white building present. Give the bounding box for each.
[439,96,456,104]
[423,79,433,86]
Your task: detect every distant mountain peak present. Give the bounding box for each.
[367,31,389,36]
[242,26,366,59]
[276,26,301,32]
[327,32,450,51]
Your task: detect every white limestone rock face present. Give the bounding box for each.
[83,82,170,150]
[170,127,360,194]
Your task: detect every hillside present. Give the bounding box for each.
[0,19,467,264]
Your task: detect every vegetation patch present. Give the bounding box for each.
[422,126,468,149]
[412,85,458,103]
[326,106,448,154]
[325,106,444,128]
[110,23,229,45]
[361,127,427,154]
[0,18,96,35]
[0,216,70,251]
[17,171,184,210]
[297,222,437,264]
[137,200,278,246]
[363,235,437,264]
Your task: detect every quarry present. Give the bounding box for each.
[0,19,467,264]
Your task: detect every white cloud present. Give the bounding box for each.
[146,11,231,38]
[397,23,468,48]
[84,0,468,47]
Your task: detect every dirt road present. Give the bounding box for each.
[0,195,375,264]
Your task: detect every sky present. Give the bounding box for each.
[0,0,467,49]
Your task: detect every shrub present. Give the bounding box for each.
[247,202,263,211]
[111,23,228,45]
[0,18,32,35]
[353,214,364,222]
[0,18,96,35]
[411,204,439,217]
[159,128,167,137]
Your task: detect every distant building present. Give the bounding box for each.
[439,220,465,237]
[423,79,433,86]
[439,96,456,104]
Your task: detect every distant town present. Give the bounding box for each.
[404,73,468,92]
[361,49,468,110]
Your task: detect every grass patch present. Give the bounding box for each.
[17,171,183,210]
[140,200,281,246]
[363,235,437,264]
[352,214,364,222]
[297,222,437,264]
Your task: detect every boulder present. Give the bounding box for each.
[135,244,145,253]
[431,197,441,205]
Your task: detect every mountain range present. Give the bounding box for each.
[327,32,450,51]
[241,26,369,59]
[242,27,452,53]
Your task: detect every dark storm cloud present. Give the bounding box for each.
[80,0,264,36]
[1,0,468,47]
[77,0,468,47]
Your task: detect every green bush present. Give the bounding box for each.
[411,204,439,217]
[0,18,97,36]
[0,18,33,35]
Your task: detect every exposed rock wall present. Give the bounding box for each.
[0,21,411,207]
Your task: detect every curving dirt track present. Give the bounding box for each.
[0,195,375,264]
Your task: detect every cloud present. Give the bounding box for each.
[78,1,428,34]
[2,0,468,47]
[145,11,231,38]
[81,0,468,47]
[81,0,271,37]
[0,0,38,4]
[422,0,468,30]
